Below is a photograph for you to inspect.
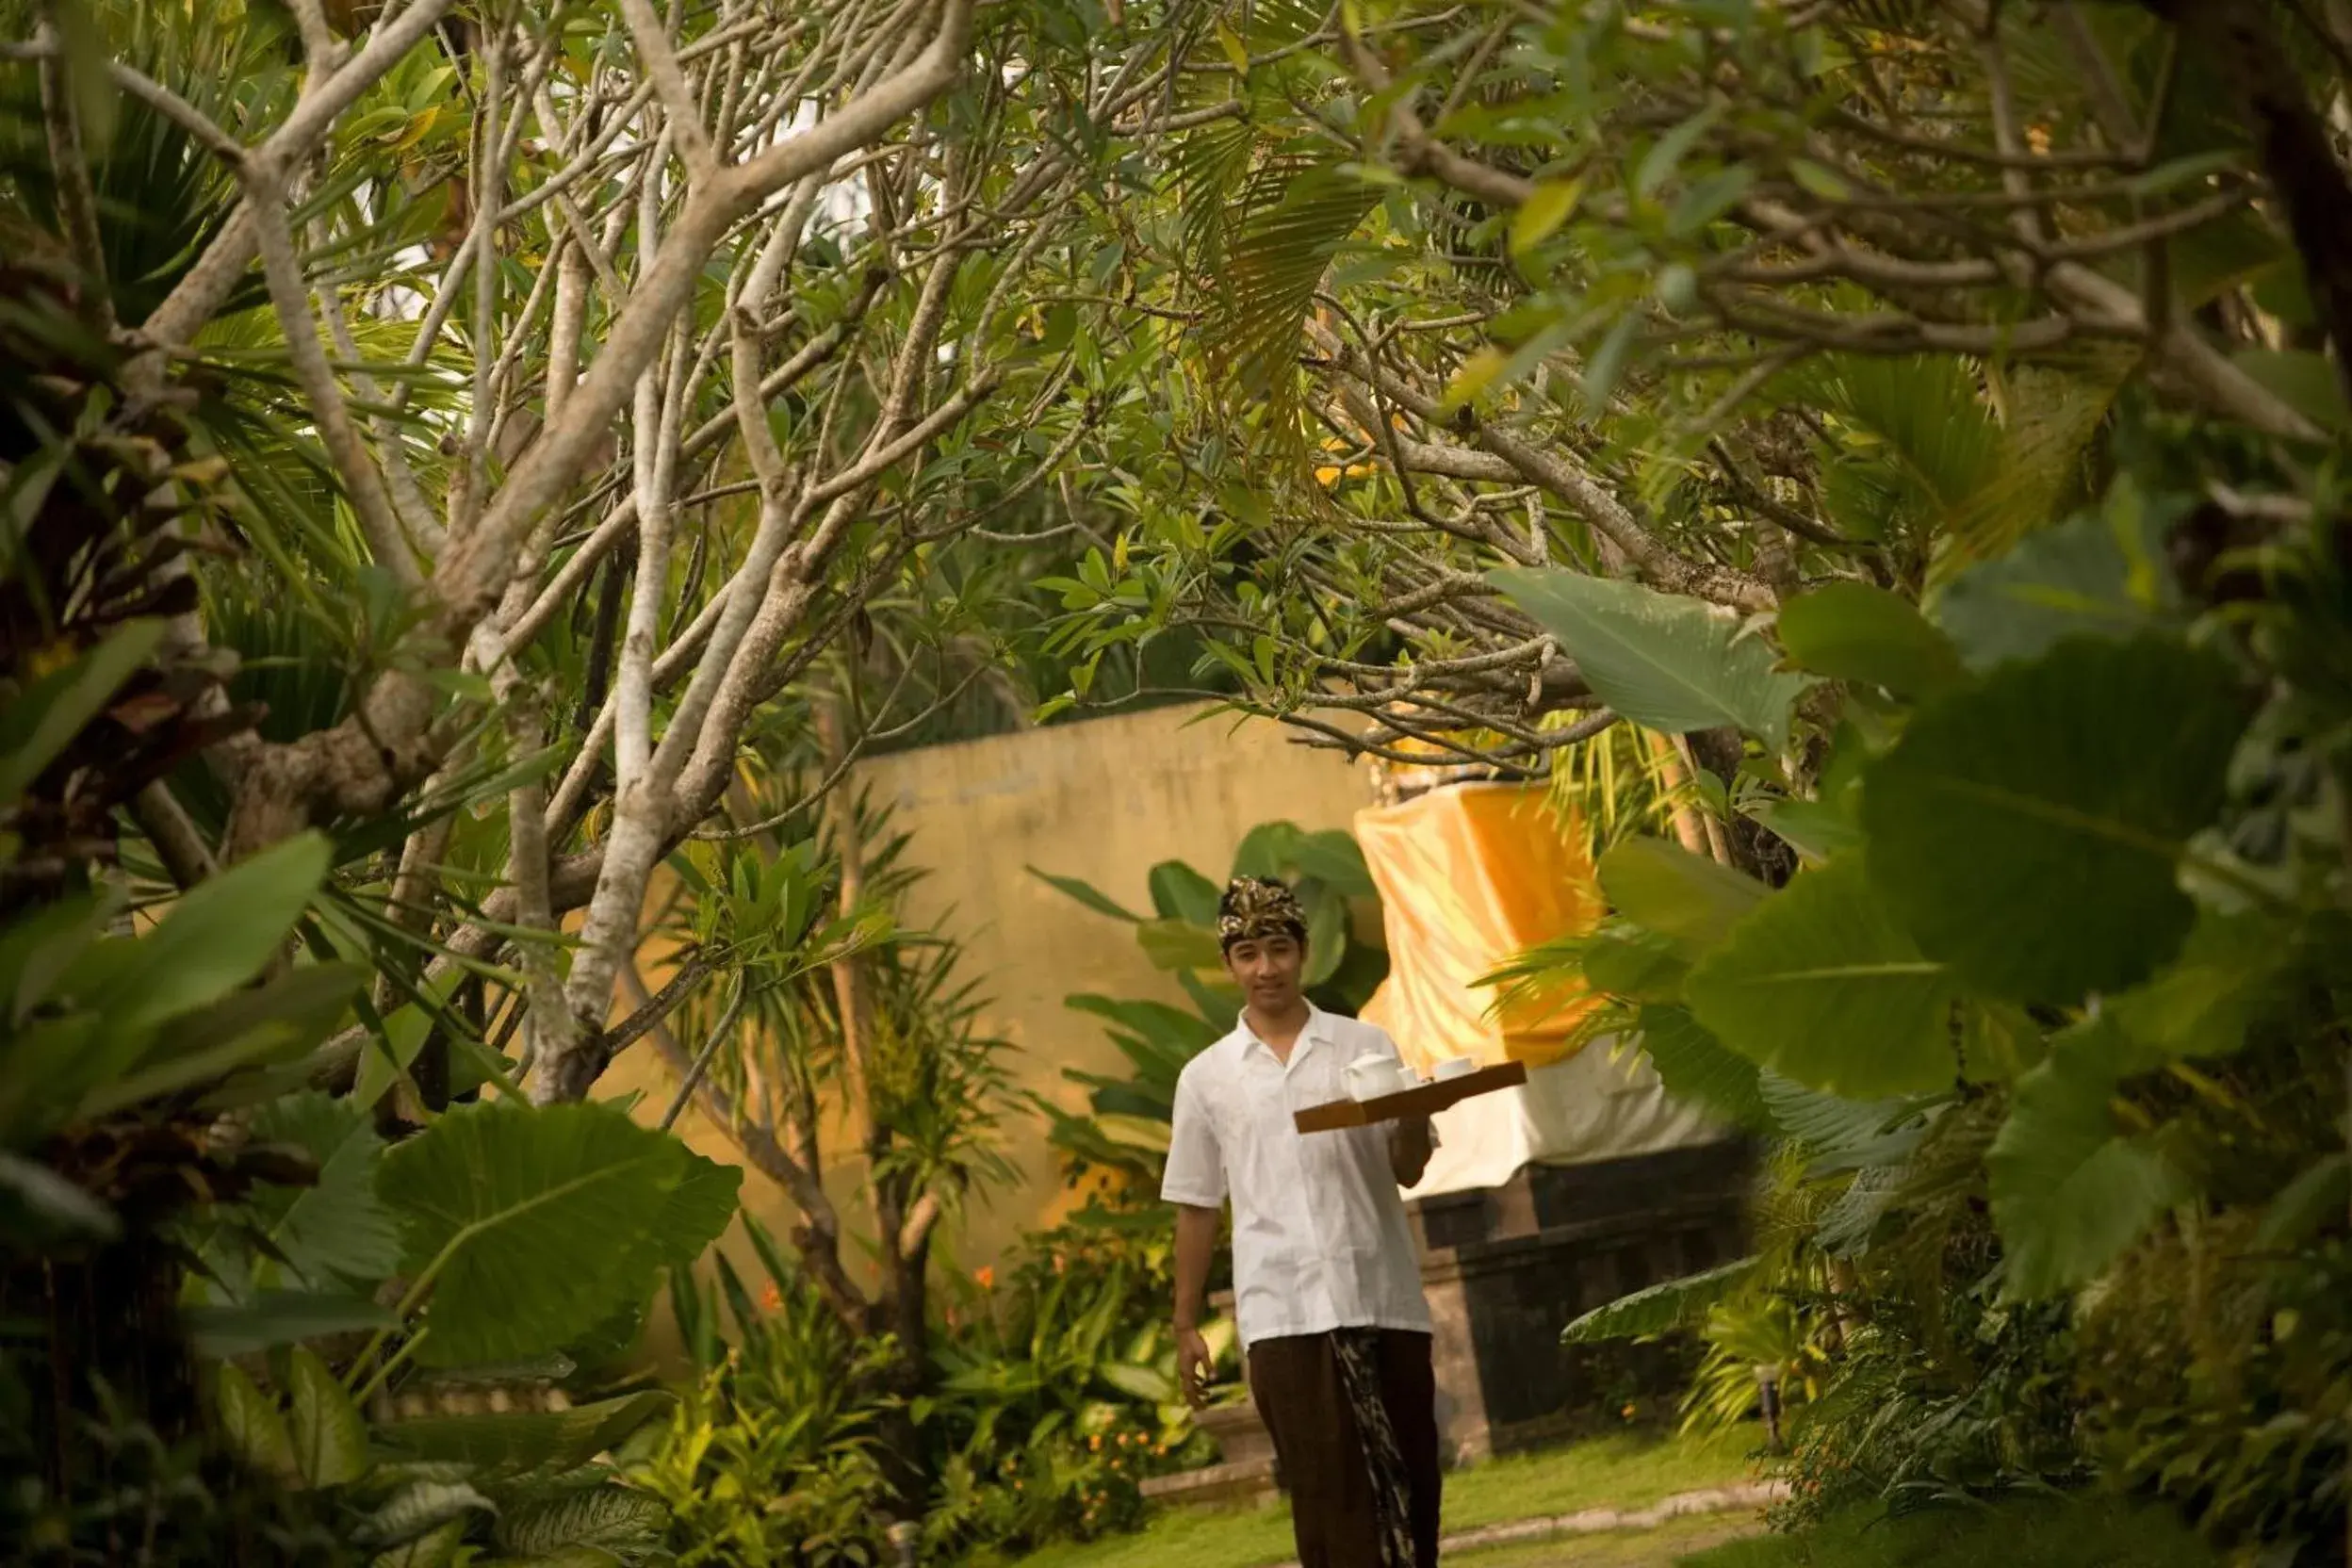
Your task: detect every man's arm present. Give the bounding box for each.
[1371,1027,1436,1187]
[1173,1202,1219,1408]
[1389,1116,1434,1187]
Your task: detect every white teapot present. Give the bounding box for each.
[1343,1055,1411,1102]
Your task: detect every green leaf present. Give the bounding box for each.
[377,1391,676,1475]
[352,1480,498,1550]
[0,888,113,1027]
[1684,858,1959,1099]
[1579,315,1642,408]
[1136,919,1225,972]
[1067,995,1219,1070]
[1148,861,1224,925]
[1635,106,1722,198]
[0,1151,117,1241]
[1957,1000,2048,1084]
[1510,178,1583,260]
[1669,166,1756,237]
[1100,1362,1178,1403]
[468,1550,620,1568]
[1301,884,1348,988]
[1743,798,1863,864]
[378,1101,690,1367]
[287,1346,368,1488]
[1988,1022,2191,1299]
[1776,582,1962,697]
[214,1363,300,1484]
[1861,637,2248,1004]
[2107,909,2295,1062]
[2231,348,2349,433]
[1093,1113,1175,1154]
[90,832,333,1037]
[2124,149,2239,197]
[0,619,166,805]
[1934,504,2174,672]
[358,964,466,1109]
[1214,19,1250,74]
[83,962,366,1119]
[1027,867,1142,923]
[494,1487,667,1558]
[367,1523,467,1568]
[185,1291,400,1359]
[1788,158,1852,200]
[1560,1256,1756,1344]
[1596,838,1768,954]
[651,1147,742,1274]
[1494,569,1810,749]
[1580,928,1690,1002]
[1231,820,1305,880]
[2258,1155,2351,1250]
[1635,1004,1768,1129]
[1439,346,1511,416]
[245,1091,403,1290]
[368,1519,467,1568]
[1288,828,1377,896]
[1758,1072,1915,1160]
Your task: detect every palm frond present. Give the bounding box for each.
[1561,1256,1759,1345]
[1200,155,1378,442]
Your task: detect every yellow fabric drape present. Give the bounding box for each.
[1354,783,1603,1075]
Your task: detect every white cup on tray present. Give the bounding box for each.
[1430,1056,1477,1082]
[1343,1057,1411,1102]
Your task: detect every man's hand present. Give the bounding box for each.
[1389,1114,1435,1187]
[1176,1325,1214,1410]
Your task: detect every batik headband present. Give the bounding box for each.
[1217,875,1308,950]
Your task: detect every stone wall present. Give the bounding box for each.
[1412,1140,1753,1465]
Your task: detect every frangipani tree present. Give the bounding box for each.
[5,0,1227,1116]
[1042,0,2341,795]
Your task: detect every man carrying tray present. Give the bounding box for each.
[1164,875,1442,1568]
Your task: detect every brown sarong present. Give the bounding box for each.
[1247,1329,1442,1568]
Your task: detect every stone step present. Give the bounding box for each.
[1138,1454,1282,1509]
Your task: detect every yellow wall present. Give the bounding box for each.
[605,703,1375,1304]
[858,703,1374,1266]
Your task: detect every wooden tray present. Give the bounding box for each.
[1293,1060,1527,1134]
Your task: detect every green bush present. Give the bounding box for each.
[638,1207,1219,1564]
[1535,393,2352,1559]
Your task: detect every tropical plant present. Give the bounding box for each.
[639,1204,1217,1563]
[1535,446,2350,1551]
[0,247,742,1562]
[1032,819,1387,1184]
[644,770,1027,1519]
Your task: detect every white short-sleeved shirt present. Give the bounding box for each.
[1160,1007,1431,1350]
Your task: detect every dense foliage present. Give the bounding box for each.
[636,1208,1219,1565]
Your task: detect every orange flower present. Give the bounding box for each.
[760,1282,783,1313]
[1089,1433,1103,1451]
[974,1266,996,1289]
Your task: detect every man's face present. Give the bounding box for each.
[1224,931,1306,1012]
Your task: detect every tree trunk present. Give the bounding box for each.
[816,693,933,1521]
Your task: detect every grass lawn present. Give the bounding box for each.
[999,1426,1766,1568]
[1675,1494,2220,1568]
